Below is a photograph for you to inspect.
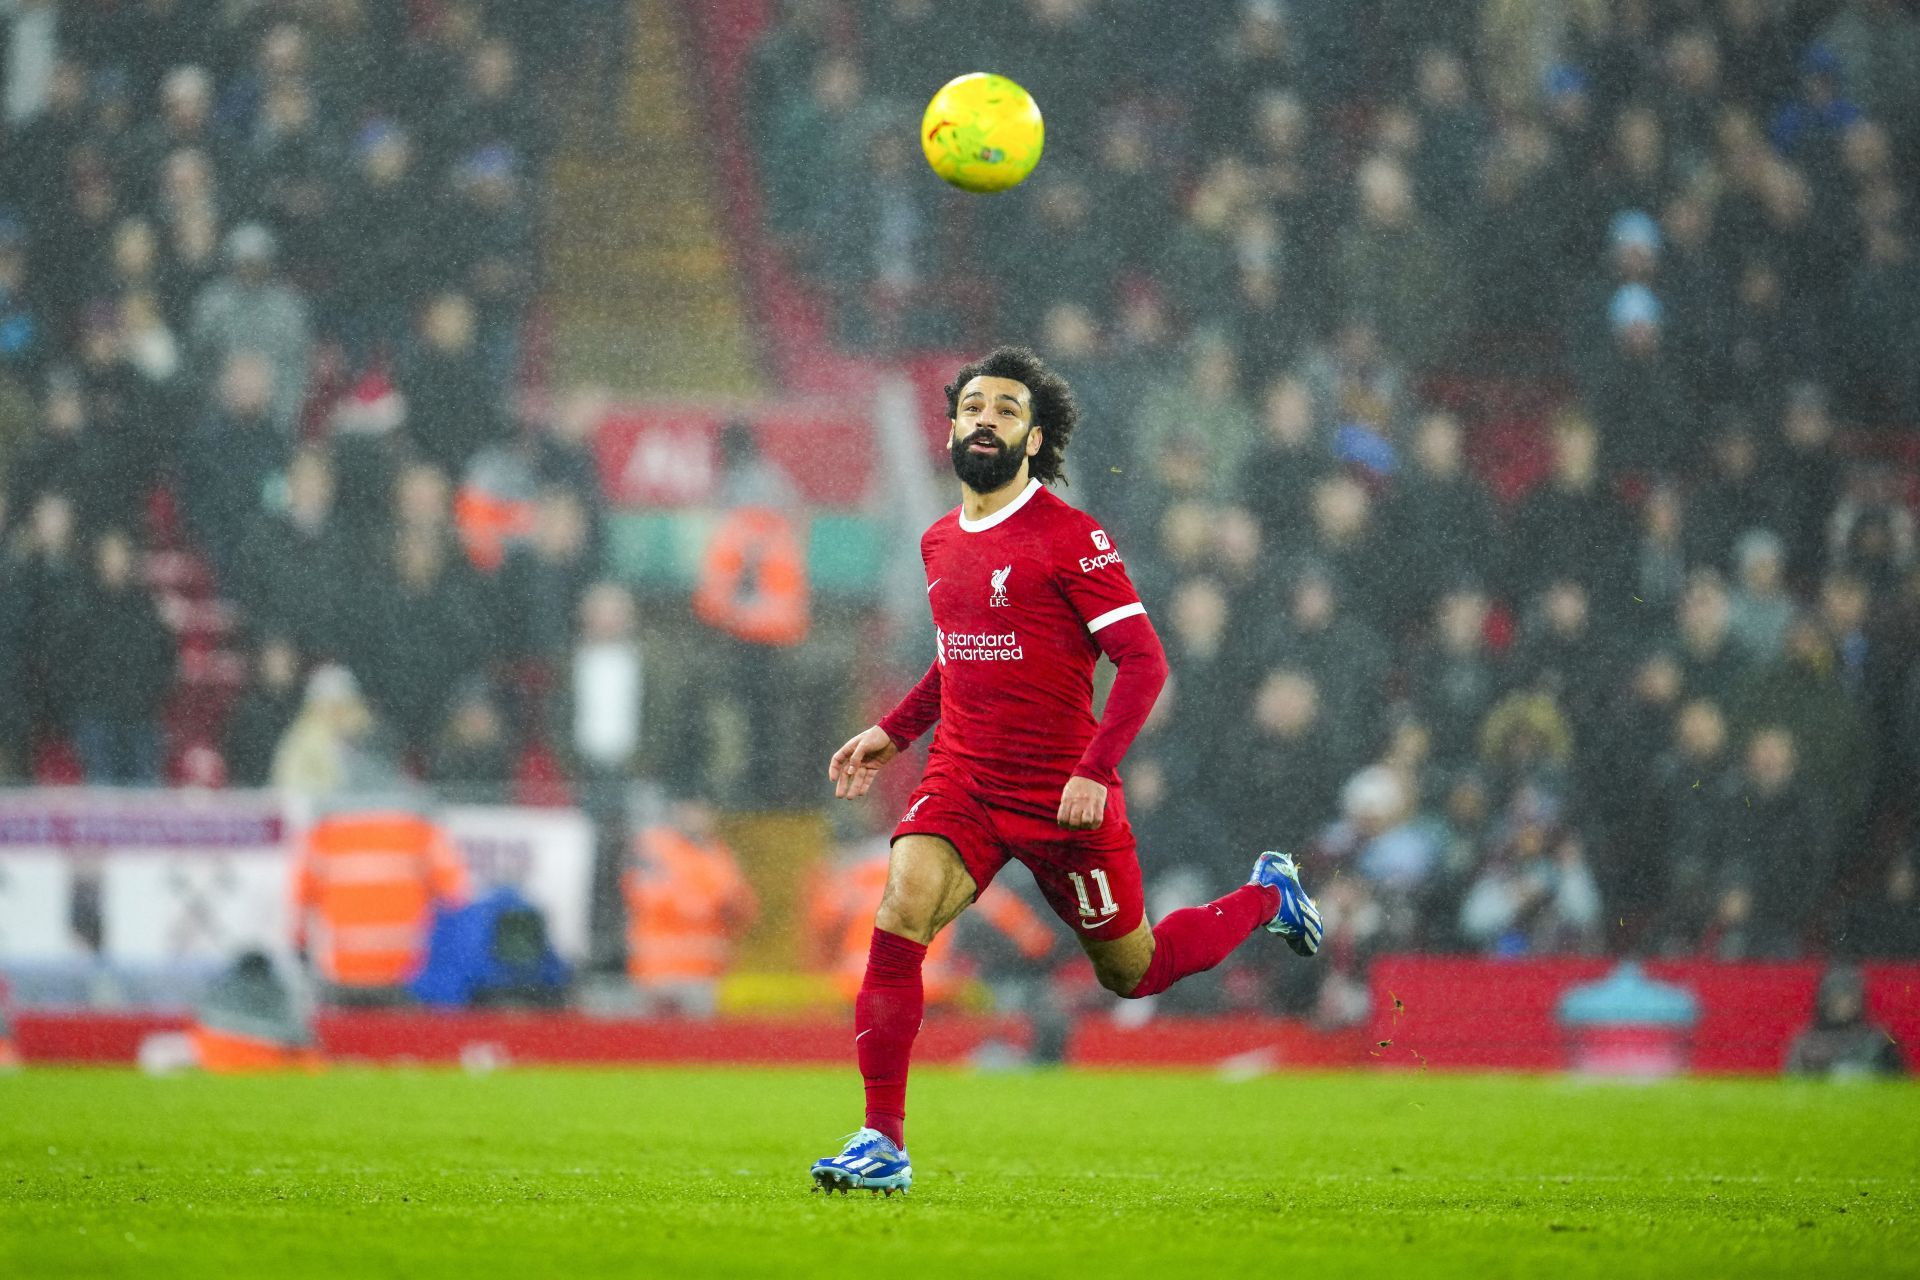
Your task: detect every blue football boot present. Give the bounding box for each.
[810,1128,912,1195]
[1250,851,1323,957]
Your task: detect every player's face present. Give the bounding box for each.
[950,376,1041,492]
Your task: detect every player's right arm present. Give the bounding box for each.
[828,660,941,798]
[828,725,899,798]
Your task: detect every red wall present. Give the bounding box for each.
[1367,957,1920,1074]
[12,958,1917,1072]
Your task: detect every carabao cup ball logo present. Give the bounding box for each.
[921,73,1045,194]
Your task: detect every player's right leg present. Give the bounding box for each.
[873,833,980,946]
[811,834,978,1195]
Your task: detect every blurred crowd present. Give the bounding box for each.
[3,0,1919,1015]
[0,0,639,795]
[752,0,1920,994]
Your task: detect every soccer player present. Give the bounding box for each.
[810,347,1322,1195]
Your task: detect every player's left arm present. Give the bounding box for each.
[1055,520,1169,830]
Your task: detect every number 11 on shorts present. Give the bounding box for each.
[1069,868,1118,918]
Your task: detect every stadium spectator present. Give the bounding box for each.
[16,493,85,745]
[1648,696,1737,939]
[1266,561,1389,770]
[1220,669,1343,857]
[1766,383,1844,583]
[1238,376,1332,549]
[1727,530,1795,661]
[1730,615,1873,833]
[0,217,39,382]
[1297,475,1389,629]
[65,529,174,785]
[1407,584,1502,777]
[498,488,593,667]
[223,636,304,789]
[353,528,491,753]
[561,581,645,779]
[452,437,538,573]
[1697,418,1781,571]
[1841,851,1920,959]
[1457,784,1603,956]
[440,148,535,385]
[1512,577,1617,744]
[1505,413,1631,603]
[272,664,396,797]
[1333,155,1461,369]
[0,497,27,779]
[1132,330,1259,499]
[187,224,311,434]
[1381,411,1498,626]
[1784,964,1906,1078]
[331,122,434,361]
[1159,576,1238,787]
[232,446,352,659]
[397,292,503,480]
[5,369,115,537]
[1696,727,1831,959]
[428,679,514,798]
[1318,763,1447,948]
[1582,281,1695,476]
[1673,569,1750,704]
[180,351,289,585]
[1479,690,1575,810]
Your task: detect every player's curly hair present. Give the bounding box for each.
[944,345,1080,486]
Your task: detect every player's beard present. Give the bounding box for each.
[950,425,1033,493]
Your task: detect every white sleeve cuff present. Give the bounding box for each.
[1086,602,1147,633]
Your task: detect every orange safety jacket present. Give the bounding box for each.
[623,826,759,986]
[454,486,537,572]
[806,852,1056,1005]
[691,506,810,647]
[291,810,469,988]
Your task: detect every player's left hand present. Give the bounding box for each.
[1057,775,1107,830]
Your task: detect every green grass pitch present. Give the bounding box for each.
[2,1067,1916,1278]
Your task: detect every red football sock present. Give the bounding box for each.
[1127,884,1279,998]
[855,927,927,1148]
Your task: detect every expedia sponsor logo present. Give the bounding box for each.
[936,627,1024,662]
[1079,550,1123,572]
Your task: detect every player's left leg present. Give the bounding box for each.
[1030,801,1318,998]
[1078,884,1292,998]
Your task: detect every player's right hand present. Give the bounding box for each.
[828,725,898,799]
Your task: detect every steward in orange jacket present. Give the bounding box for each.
[807,845,1056,1006]
[691,505,810,647]
[623,806,759,1000]
[291,808,469,992]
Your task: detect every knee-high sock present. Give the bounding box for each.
[1127,884,1279,999]
[855,927,927,1148]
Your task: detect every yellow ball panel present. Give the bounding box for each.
[920,72,1045,194]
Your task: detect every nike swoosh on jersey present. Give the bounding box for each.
[1076,913,1120,931]
[926,578,940,593]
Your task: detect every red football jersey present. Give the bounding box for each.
[915,479,1147,818]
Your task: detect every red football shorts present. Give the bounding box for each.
[890,774,1144,942]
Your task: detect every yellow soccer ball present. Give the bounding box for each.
[921,73,1045,194]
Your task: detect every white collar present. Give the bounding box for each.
[957,478,1042,533]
